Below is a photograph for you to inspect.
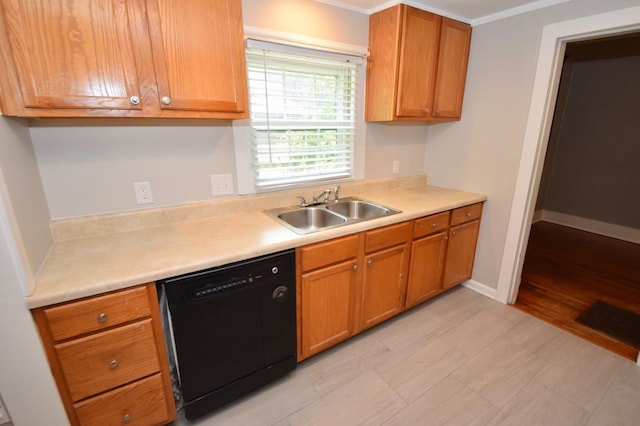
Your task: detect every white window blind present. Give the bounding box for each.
[246,42,358,189]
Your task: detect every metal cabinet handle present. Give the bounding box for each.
[123,413,131,422]
[97,313,108,323]
[367,259,373,266]
[431,223,437,228]
[467,212,472,217]
[129,96,140,105]
[353,264,358,271]
[161,96,171,105]
[109,360,119,369]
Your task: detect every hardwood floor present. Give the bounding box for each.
[515,221,640,361]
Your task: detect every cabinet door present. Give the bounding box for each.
[406,231,447,308]
[395,6,441,118]
[299,260,357,360]
[360,244,409,330]
[0,0,141,110]
[442,219,480,289]
[433,17,471,119]
[145,0,247,113]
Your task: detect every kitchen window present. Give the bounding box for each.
[234,38,365,193]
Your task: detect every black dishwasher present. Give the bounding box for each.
[159,249,296,420]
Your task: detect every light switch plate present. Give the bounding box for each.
[210,174,234,196]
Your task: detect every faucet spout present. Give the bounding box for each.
[312,189,332,205]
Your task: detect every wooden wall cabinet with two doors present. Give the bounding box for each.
[32,283,176,426]
[0,0,247,118]
[366,4,472,122]
[297,202,483,361]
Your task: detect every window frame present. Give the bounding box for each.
[234,37,367,195]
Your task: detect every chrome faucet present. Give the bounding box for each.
[333,185,340,202]
[312,189,332,205]
[297,189,333,207]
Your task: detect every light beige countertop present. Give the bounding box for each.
[28,179,486,309]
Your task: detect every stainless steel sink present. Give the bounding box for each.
[276,207,346,234]
[266,197,401,234]
[326,198,395,219]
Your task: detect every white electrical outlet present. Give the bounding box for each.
[210,174,234,196]
[0,393,11,425]
[134,181,154,204]
[392,160,400,174]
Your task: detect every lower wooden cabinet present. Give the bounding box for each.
[32,283,176,426]
[443,204,483,289]
[360,222,412,330]
[297,202,483,360]
[406,230,448,308]
[297,235,359,360]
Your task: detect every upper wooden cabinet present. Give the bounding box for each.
[365,4,471,122]
[0,0,248,118]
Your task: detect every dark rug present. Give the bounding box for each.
[576,301,640,348]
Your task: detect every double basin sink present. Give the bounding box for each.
[266,197,401,234]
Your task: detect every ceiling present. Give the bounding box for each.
[314,0,570,24]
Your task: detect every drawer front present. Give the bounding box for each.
[365,221,412,253]
[413,211,450,239]
[74,373,169,426]
[56,319,160,401]
[43,285,151,341]
[451,203,483,226]
[299,234,359,272]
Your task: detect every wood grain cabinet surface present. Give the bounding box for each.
[0,0,247,118]
[297,235,360,361]
[406,211,450,308]
[32,283,176,426]
[360,222,412,330]
[365,4,471,122]
[296,203,483,360]
[443,203,483,289]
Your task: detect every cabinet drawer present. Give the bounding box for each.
[43,286,151,341]
[451,203,483,226]
[56,319,160,401]
[299,234,359,272]
[74,373,169,426]
[413,212,450,238]
[365,221,412,253]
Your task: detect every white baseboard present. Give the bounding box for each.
[462,279,497,300]
[532,210,640,244]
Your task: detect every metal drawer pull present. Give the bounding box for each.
[161,96,171,105]
[467,212,471,217]
[432,223,437,228]
[129,95,140,105]
[368,259,373,266]
[123,413,131,422]
[109,360,119,369]
[97,313,108,323]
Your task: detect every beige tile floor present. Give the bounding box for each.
[173,287,640,426]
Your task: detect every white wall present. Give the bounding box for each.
[0,117,67,425]
[424,0,640,291]
[30,0,429,219]
[0,117,51,287]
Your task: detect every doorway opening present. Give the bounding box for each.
[494,8,640,362]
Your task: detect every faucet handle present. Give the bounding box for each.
[333,185,340,201]
[296,196,308,207]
